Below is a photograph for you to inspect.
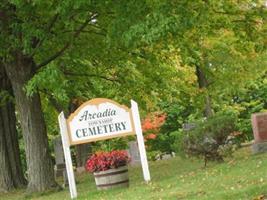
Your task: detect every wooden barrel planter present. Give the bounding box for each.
[93,165,129,190]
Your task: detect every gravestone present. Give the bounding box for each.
[128,141,141,166]
[53,136,69,186]
[53,136,65,177]
[183,123,196,131]
[251,112,267,154]
[161,154,172,160]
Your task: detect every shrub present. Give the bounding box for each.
[85,150,130,173]
[141,112,167,155]
[153,101,196,153]
[170,130,186,156]
[182,113,237,166]
[146,150,162,161]
[142,112,166,137]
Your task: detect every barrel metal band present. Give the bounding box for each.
[94,169,128,178]
[96,179,129,187]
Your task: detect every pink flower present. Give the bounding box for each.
[85,150,130,173]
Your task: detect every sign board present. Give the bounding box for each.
[67,98,135,145]
[58,98,151,199]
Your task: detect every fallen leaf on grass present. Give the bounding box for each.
[253,194,266,200]
[227,160,235,165]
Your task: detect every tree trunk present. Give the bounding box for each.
[4,53,58,193]
[0,113,13,192]
[0,64,26,192]
[76,144,91,167]
[196,65,213,118]
[1,100,27,188]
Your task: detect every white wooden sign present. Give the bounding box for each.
[67,99,135,145]
[58,98,151,199]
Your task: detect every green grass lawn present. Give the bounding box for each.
[1,147,267,200]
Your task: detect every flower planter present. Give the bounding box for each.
[93,165,129,190]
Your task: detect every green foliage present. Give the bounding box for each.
[0,90,13,106]
[160,101,196,133]
[107,0,267,116]
[91,138,129,153]
[146,150,161,161]
[145,133,174,155]
[235,76,267,140]
[177,113,238,163]
[26,65,69,104]
[145,100,198,154]
[212,76,267,141]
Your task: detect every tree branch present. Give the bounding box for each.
[88,23,107,33]
[61,29,106,36]
[30,13,59,56]
[63,71,120,83]
[40,89,65,113]
[36,14,97,69]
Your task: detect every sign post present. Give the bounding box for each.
[58,112,77,199]
[131,100,151,182]
[58,98,150,199]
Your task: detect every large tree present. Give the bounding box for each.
[0,1,101,192]
[0,64,26,192]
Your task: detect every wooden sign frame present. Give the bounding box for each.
[58,99,151,199]
[67,98,136,145]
